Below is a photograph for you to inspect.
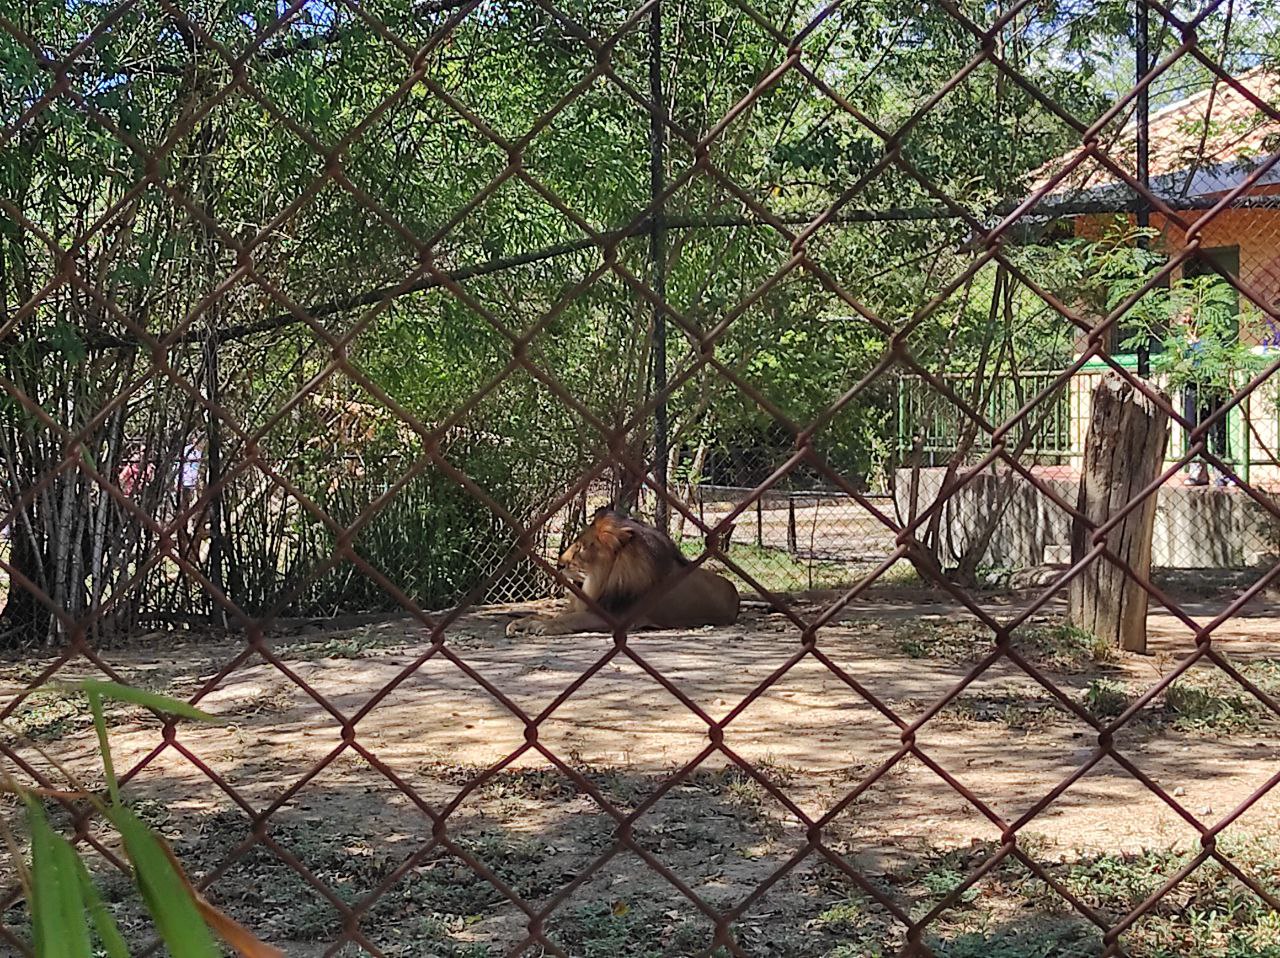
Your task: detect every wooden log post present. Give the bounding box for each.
[1069,373,1170,653]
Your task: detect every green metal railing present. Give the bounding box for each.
[896,370,1077,465]
[897,360,1280,483]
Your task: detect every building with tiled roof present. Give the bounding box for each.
[1030,69,1280,488]
[1029,67,1280,204]
[900,71,1280,569]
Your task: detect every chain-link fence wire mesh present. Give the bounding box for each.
[3,0,1280,954]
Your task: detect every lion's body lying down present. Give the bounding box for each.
[507,509,740,636]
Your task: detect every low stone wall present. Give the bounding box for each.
[894,467,1280,570]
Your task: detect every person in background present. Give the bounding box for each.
[1264,318,1280,349]
[1181,329,1229,487]
[119,443,154,499]
[175,437,205,558]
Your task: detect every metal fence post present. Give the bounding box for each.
[649,0,669,534]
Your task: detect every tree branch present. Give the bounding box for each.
[58,0,475,80]
[83,229,625,351]
[254,0,473,66]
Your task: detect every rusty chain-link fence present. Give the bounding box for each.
[3,0,1280,954]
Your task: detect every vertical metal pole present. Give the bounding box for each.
[1135,0,1151,377]
[204,337,226,625]
[197,105,227,624]
[649,0,669,533]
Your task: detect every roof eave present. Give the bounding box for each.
[1028,155,1280,212]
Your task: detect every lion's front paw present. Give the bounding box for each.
[506,616,549,637]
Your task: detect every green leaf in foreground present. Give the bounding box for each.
[51,679,218,722]
[108,805,220,958]
[25,795,92,958]
[88,689,120,806]
[71,851,131,958]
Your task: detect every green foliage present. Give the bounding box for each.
[919,864,979,905]
[222,435,551,615]
[550,901,716,957]
[1084,677,1130,718]
[1164,680,1258,732]
[677,538,860,593]
[55,680,218,724]
[1057,224,1262,391]
[25,796,98,958]
[104,807,220,958]
[1154,277,1258,394]
[316,462,540,614]
[6,683,269,957]
[898,619,1116,670]
[1029,623,1117,668]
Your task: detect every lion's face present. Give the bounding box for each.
[557,511,631,582]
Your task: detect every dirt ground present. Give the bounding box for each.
[3,585,1280,957]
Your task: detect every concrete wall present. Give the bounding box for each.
[895,467,1280,570]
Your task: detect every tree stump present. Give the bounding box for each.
[1069,373,1170,654]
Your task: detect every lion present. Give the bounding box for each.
[506,508,740,636]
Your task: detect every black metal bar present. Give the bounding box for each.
[197,107,227,625]
[1135,0,1152,377]
[203,336,226,624]
[649,0,669,533]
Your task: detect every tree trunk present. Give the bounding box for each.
[1069,374,1169,654]
[0,514,53,644]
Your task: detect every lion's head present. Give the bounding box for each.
[558,509,629,579]
[557,508,687,607]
